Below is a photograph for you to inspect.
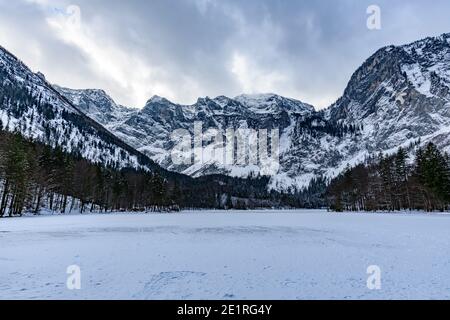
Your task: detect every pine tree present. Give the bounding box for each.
[415,143,449,210]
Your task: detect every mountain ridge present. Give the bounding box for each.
[55,32,450,191]
[0,44,164,174]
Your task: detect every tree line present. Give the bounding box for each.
[295,112,363,139]
[327,143,450,212]
[1,64,309,216]
[0,128,175,217]
[0,127,306,217]
[4,119,449,216]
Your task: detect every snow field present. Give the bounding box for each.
[1,210,449,300]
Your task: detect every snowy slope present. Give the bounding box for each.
[53,86,138,129]
[57,33,450,191]
[1,210,450,299]
[0,45,158,172]
[269,33,450,190]
[58,89,315,178]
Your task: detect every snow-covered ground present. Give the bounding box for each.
[1,210,450,300]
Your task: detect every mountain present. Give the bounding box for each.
[1,44,304,211]
[328,33,450,145]
[272,32,450,190]
[0,45,159,172]
[56,33,450,191]
[53,86,138,129]
[56,89,315,177]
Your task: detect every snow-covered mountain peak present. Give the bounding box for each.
[146,95,171,105]
[402,32,450,53]
[142,96,180,115]
[0,46,159,173]
[54,32,450,192]
[235,93,279,102]
[329,32,450,123]
[235,93,315,115]
[54,86,137,127]
[0,46,79,115]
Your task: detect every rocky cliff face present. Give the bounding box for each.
[56,33,450,191]
[0,45,159,173]
[53,86,138,128]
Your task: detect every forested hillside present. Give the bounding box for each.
[58,33,450,193]
[0,127,309,216]
[0,128,175,216]
[327,143,450,212]
[0,44,311,217]
[2,35,450,215]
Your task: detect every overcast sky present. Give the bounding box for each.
[1,0,450,109]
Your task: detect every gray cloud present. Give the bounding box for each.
[1,0,450,109]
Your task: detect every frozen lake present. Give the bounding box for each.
[1,210,450,300]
